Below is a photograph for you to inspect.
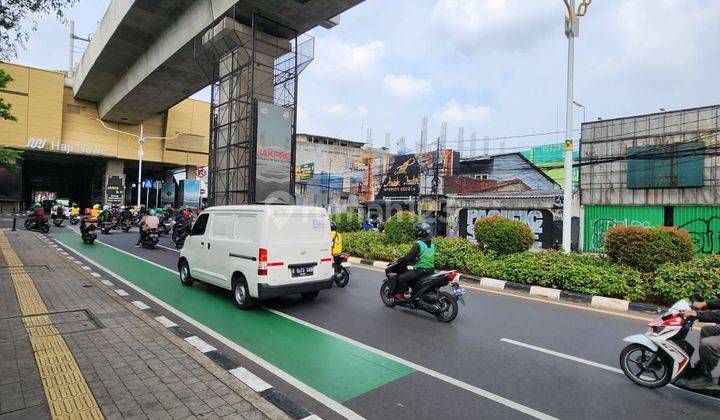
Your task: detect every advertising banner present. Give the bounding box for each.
[255,101,293,204]
[376,154,420,199]
[161,182,175,206]
[105,175,124,205]
[459,208,559,248]
[298,163,314,180]
[183,179,201,208]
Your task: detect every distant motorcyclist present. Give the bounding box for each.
[136,209,160,247]
[391,222,435,301]
[28,202,45,222]
[69,203,80,218]
[98,205,112,223]
[683,299,720,387]
[80,208,98,236]
[90,204,101,218]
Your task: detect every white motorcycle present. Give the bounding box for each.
[619,289,720,397]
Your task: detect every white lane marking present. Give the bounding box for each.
[268,307,558,420]
[114,289,129,297]
[300,416,322,420]
[157,244,180,253]
[155,316,178,328]
[81,266,92,271]
[90,272,101,278]
[60,252,69,256]
[229,367,273,393]
[101,280,114,287]
[500,338,622,374]
[132,300,150,310]
[73,260,83,265]
[55,235,363,420]
[185,336,217,353]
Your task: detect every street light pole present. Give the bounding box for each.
[561,0,591,253]
[573,100,586,123]
[93,118,182,209]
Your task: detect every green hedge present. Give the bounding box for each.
[473,216,534,256]
[342,230,720,305]
[383,211,422,244]
[330,211,361,232]
[605,226,695,272]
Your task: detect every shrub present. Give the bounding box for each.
[605,226,695,272]
[343,231,385,256]
[473,216,534,256]
[651,255,720,304]
[384,211,423,244]
[331,211,361,232]
[487,252,647,302]
[433,236,483,272]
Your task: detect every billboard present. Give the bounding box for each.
[376,154,420,199]
[105,175,124,204]
[297,163,314,180]
[182,179,201,208]
[255,101,293,204]
[161,182,175,206]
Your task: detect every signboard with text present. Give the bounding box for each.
[254,101,293,204]
[376,154,420,199]
[105,175,124,205]
[459,208,560,249]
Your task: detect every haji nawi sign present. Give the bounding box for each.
[25,137,104,155]
[254,101,293,204]
[376,154,421,199]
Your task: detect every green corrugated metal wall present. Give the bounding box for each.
[674,206,720,255]
[583,206,665,252]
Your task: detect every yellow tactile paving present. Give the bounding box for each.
[0,232,104,420]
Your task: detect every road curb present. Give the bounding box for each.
[41,233,319,420]
[349,255,666,316]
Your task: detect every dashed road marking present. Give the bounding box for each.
[500,338,622,374]
[229,367,273,392]
[132,301,150,310]
[114,289,129,297]
[185,336,217,353]
[90,272,101,278]
[100,280,114,287]
[154,316,178,328]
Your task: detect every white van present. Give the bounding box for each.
[177,205,334,309]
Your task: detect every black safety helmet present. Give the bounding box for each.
[414,222,431,239]
[330,221,337,231]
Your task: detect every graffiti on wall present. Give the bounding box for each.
[677,216,720,254]
[589,218,653,252]
[459,208,559,248]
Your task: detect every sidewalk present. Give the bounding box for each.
[0,229,288,420]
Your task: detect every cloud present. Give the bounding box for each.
[435,100,492,126]
[383,74,432,99]
[314,36,385,80]
[431,0,557,54]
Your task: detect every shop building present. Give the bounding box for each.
[0,63,209,211]
[580,104,720,254]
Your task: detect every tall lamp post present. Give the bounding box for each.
[93,118,182,209]
[561,0,591,253]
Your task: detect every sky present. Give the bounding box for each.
[11,0,720,154]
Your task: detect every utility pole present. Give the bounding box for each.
[432,138,441,237]
[561,0,591,253]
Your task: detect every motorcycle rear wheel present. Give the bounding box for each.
[41,224,50,233]
[380,281,396,307]
[24,220,32,230]
[334,267,350,288]
[435,292,458,322]
[620,343,672,388]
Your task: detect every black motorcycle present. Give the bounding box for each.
[51,213,65,227]
[172,221,191,248]
[69,214,80,225]
[119,216,134,232]
[380,263,465,322]
[141,228,160,249]
[25,216,50,233]
[80,222,97,244]
[332,253,351,287]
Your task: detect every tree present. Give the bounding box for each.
[0,0,77,170]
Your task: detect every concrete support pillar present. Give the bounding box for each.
[185,165,198,180]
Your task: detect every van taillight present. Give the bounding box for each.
[258,248,268,275]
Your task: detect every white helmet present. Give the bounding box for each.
[103,205,110,210]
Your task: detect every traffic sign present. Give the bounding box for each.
[153,181,163,190]
[142,179,153,189]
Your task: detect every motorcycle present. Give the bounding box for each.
[332,253,351,287]
[172,221,191,249]
[100,221,114,234]
[25,216,50,233]
[141,228,160,249]
[380,262,465,322]
[159,216,173,235]
[80,221,98,244]
[119,216,134,232]
[619,289,720,397]
[51,212,65,227]
[69,213,80,225]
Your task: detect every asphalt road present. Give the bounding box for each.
[41,224,720,419]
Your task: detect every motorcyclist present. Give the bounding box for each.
[69,203,80,218]
[90,204,101,218]
[79,208,98,237]
[683,299,720,387]
[28,202,45,222]
[135,209,160,247]
[98,205,112,223]
[391,222,435,301]
[330,221,343,256]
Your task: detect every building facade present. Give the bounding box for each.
[0,63,209,211]
[580,104,720,254]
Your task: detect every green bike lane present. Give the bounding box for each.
[52,231,414,404]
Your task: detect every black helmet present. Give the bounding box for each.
[414,222,431,239]
[330,221,337,231]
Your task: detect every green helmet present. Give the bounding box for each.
[34,202,41,209]
[148,209,157,216]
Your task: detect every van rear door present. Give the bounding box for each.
[263,212,333,285]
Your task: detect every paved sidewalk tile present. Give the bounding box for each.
[0,230,287,420]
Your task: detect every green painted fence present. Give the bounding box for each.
[583,206,665,252]
[674,206,720,255]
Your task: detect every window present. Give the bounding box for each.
[191,214,209,236]
[475,174,489,180]
[211,213,234,237]
[233,214,257,240]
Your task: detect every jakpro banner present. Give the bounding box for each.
[255,101,293,204]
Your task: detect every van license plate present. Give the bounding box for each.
[291,267,313,277]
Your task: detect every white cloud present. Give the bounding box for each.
[383,74,433,99]
[431,0,557,54]
[435,100,492,126]
[314,36,386,80]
